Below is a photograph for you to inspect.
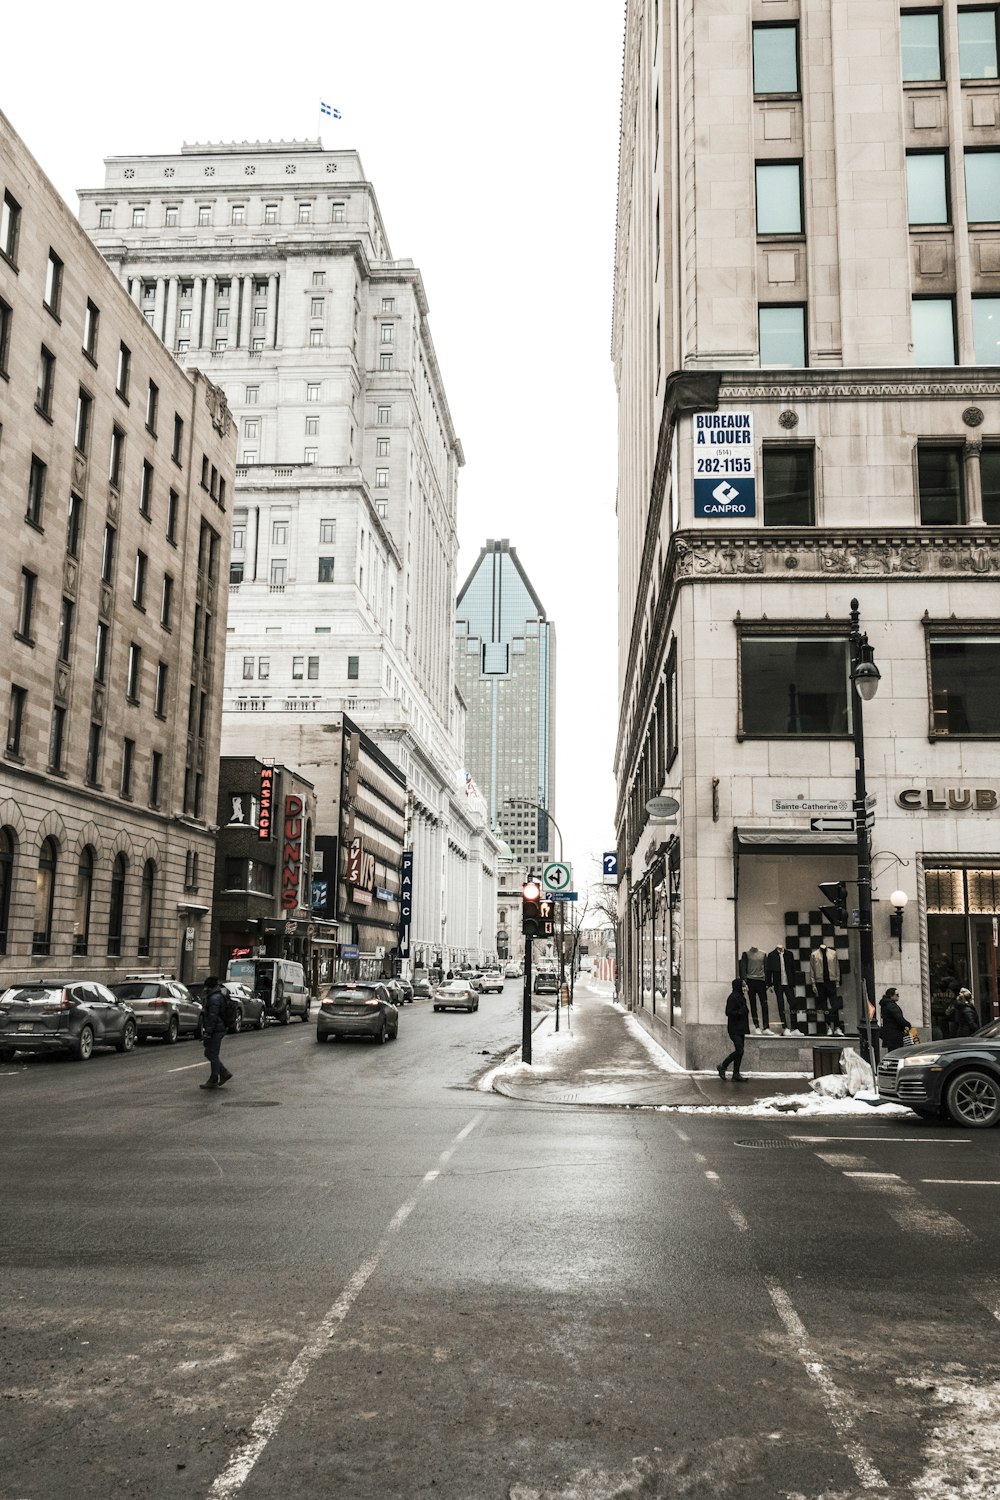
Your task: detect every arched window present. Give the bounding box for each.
[32,837,58,956]
[138,859,155,957]
[0,827,15,954]
[108,853,127,957]
[73,846,95,956]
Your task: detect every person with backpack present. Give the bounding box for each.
[950,988,981,1037]
[201,976,233,1091]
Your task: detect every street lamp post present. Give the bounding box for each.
[849,598,881,1065]
[504,797,567,1029]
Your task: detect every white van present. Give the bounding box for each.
[225,958,310,1024]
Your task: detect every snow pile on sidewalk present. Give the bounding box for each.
[666,1091,912,1118]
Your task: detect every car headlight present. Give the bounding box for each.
[898,1052,941,1068]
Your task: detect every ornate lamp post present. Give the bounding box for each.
[849,598,881,1059]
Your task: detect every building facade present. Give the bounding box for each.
[614,3,1000,1068]
[454,539,557,867]
[0,113,235,988]
[77,138,500,974]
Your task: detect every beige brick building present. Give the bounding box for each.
[0,113,235,987]
[614,3,1000,1068]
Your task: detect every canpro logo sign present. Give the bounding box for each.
[693,409,756,519]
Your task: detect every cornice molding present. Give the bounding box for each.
[719,371,1000,401]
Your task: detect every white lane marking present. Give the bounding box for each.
[693,1151,707,1165]
[704,1170,720,1183]
[843,1171,902,1180]
[169,1061,208,1073]
[816,1153,871,1170]
[791,1135,968,1145]
[888,1203,970,1240]
[727,1205,750,1232]
[921,1179,1000,1186]
[423,1170,440,1183]
[765,1277,888,1491]
[207,1112,483,1499]
[674,1128,690,1142]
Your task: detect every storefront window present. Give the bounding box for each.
[925,866,1000,1034]
[740,635,850,736]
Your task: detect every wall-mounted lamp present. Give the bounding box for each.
[889,889,908,951]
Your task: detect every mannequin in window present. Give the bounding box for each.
[739,944,772,1034]
[808,942,845,1036]
[765,944,803,1036]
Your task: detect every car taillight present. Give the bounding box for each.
[59,991,72,1010]
[365,999,380,1008]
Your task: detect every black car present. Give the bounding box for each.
[533,971,560,996]
[0,982,138,1061]
[877,1020,1000,1127]
[317,983,398,1043]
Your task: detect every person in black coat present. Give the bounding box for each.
[200,976,232,1091]
[949,988,981,1037]
[718,979,750,1081]
[879,988,911,1053]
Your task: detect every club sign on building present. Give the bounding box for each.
[693,410,756,518]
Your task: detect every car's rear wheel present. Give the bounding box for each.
[75,1025,94,1061]
[231,1010,243,1035]
[378,1022,390,1044]
[945,1070,1000,1128]
[256,1007,267,1031]
[316,1031,328,1044]
[279,1008,290,1026]
[165,1015,179,1045]
[116,1019,137,1053]
[433,1005,441,1012]
[302,1002,310,1022]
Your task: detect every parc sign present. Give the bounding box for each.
[693,410,756,519]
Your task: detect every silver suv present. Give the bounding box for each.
[0,982,138,1061]
[112,976,203,1044]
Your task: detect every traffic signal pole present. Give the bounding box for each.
[522,934,533,1064]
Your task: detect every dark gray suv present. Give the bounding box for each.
[0,982,138,1061]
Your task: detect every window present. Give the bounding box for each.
[16,568,36,642]
[965,150,1000,222]
[253,306,266,328]
[140,460,154,518]
[66,493,83,557]
[306,383,320,402]
[243,449,257,464]
[918,445,965,523]
[217,308,229,329]
[214,340,228,353]
[759,305,806,365]
[980,445,1000,522]
[304,447,317,463]
[107,853,126,955]
[298,201,312,223]
[149,751,162,808]
[86,721,102,784]
[154,661,168,717]
[739,633,850,737]
[320,518,335,543]
[36,346,55,417]
[138,860,155,955]
[270,560,287,587]
[43,249,63,316]
[57,597,74,662]
[377,437,389,457]
[245,418,259,440]
[755,162,803,235]
[382,297,395,312]
[108,425,125,488]
[912,297,956,363]
[48,705,66,773]
[172,413,183,464]
[113,351,129,410]
[0,295,11,376]
[242,655,255,680]
[309,328,322,346]
[166,489,179,544]
[347,654,360,680]
[160,574,174,629]
[102,523,116,583]
[762,447,815,526]
[231,204,245,225]
[75,389,93,455]
[145,380,159,434]
[133,550,147,608]
[332,201,345,222]
[377,405,391,424]
[27,455,46,527]
[73,847,94,956]
[246,384,259,404]
[165,205,178,227]
[959,7,999,78]
[94,622,109,683]
[292,656,305,679]
[131,205,146,228]
[380,323,394,343]
[902,11,944,81]
[311,298,325,317]
[6,685,26,757]
[318,556,335,582]
[0,190,20,265]
[121,738,135,798]
[198,205,211,226]
[32,838,57,956]
[752,23,799,92]
[258,656,270,679]
[379,353,393,370]
[929,634,1000,734]
[307,655,319,680]
[375,467,389,488]
[305,416,319,437]
[184,849,200,891]
[127,642,142,702]
[98,207,112,229]
[906,152,949,224]
[969,297,1000,365]
[264,203,277,224]
[272,520,288,545]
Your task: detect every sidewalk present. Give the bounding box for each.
[488,980,893,1116]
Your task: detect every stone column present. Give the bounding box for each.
[965,439,985,525]
[154,277,166,339]
[266,274,279,348]
[203,275,216,350]
[238,274,254,348]
[191,277,205,350]
[129,277,142,305]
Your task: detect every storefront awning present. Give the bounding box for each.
[733,827,857,857]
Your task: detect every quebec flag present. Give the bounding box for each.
[320,101,342,119]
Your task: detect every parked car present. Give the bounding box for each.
[386,978,414,1006]
[533,971,560,995]
[111,975,203,1044]
[412,977,435,999]
[877,1021,1000,1127]
[477,970,505,994]
[433,981,479,1013]
[504,963,522,978]
[0,982,137,1061]
[226,958,310,1024]
[316,983,398,1044]
[189,980,266,1033]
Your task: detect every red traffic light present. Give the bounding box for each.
[522,881,541,901]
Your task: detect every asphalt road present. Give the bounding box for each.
[2,980,999,1500]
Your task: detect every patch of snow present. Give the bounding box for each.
[665,1092,912,1118]
[903,1374,1000,1499]
[616,1008,686,1072]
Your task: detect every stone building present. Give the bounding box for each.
[614,3,1000,1068]
[77,137,501,975]
[0,113,235,987]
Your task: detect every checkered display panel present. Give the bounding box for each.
[782,910,852,1036]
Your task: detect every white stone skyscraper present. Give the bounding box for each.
[79,139,500,972]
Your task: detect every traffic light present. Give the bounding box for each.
[522,881,554,938]
[818,880,849,928]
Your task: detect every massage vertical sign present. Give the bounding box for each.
[693,410,756,518]
[398,850,413,959]
[282,796,304,910]
[258,764,274,840]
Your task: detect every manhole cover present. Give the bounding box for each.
[734,1137,804,1149]
[219,1099,282,1107]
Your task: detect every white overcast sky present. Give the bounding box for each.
[6,0,624,896]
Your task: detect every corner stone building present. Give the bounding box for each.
[614,3,1000,1069]
[0,114,235,986]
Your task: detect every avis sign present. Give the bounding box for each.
[693,410,756,518]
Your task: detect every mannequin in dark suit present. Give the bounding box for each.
[765,946,802,1035]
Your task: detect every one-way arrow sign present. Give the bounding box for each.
[811,817,855,832]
